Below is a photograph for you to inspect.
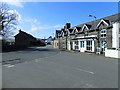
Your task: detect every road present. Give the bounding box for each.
[2,46,118,88]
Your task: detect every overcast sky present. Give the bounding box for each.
[3,2,118,39]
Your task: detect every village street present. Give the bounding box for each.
[2,46,118,88]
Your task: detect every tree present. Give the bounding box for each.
[0,3,20,40]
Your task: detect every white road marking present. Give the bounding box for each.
[7,65,15,68]
[3,64,15,68]
[76,68,94,74]
[3,64,11,67]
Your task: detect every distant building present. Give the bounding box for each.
[15,30,45,46]
[45,36,54,45]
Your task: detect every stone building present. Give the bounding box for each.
[55,13,120,57]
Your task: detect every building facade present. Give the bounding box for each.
[53,39,59,49]
[15,30,45,46]
[55,13,120,57]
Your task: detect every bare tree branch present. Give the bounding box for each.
[0,2,19,40]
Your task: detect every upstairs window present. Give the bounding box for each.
[84,31,88,36]
[100,29,107,38]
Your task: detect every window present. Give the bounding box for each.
[85,32,88,36]
[74,40,79,50]
[75,40,79,45]
[100,29,107,38]
[75,46,79,49]
[86,41,92,51]
[80,41,84,48]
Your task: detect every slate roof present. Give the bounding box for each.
[68,29,74,33]
[15,30,37,40]
[56,13,120,36]
[70,13,120,32]
[75,27,81,32]
[56,30,61,37]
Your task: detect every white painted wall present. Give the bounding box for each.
[105,48,120,58]
[92,41,95,52]
[112,22,120,49]
[67,41,71,50]
[73,42,75,50]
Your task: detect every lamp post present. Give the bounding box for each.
[88,15,96,20]
[88,15,96,30]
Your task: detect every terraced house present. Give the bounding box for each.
[54,13,120,58]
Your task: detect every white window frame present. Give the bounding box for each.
[86,40,92,51]
[100,29,107,38]
[74,40,79,50]
[80,41,84,48]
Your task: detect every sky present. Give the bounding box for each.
[4,2,118,39]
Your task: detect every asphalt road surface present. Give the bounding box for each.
[2,46,118,88]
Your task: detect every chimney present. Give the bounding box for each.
[64,26,66,29]
[19,29,22,33]
[65,23,71,29]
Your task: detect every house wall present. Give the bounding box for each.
[53,39,59,49]
[106,29,112,48]
[15,33,36,46]
[67,36,71,50]
[70,34,76,50]
[105,48,120,58]
[97,22,113,52]
[112,22,120,49]
[15,34,29,46]
[59,37,63,49]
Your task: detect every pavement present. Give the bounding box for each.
[2,46,118,88]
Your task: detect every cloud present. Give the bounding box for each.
[23,18,40,25]
[20,17,63,34]
[30,24,63,32]
[3,0,24,8]
[8,10,21,21]
[30,25,42,32]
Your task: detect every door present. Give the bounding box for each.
[101,41,107,52]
